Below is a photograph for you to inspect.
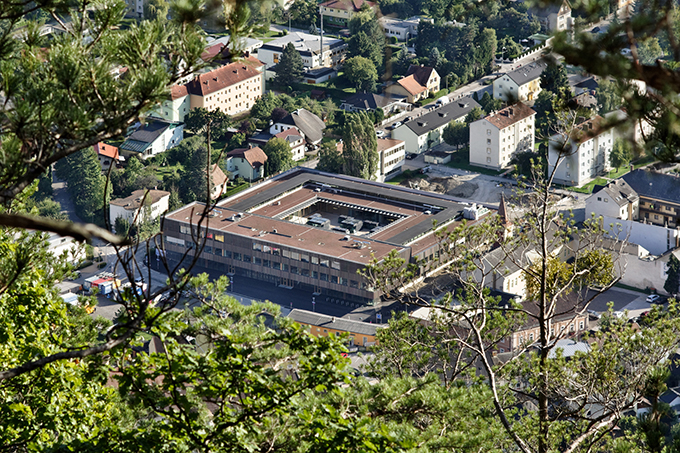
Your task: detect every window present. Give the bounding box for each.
[215,248,222,256]
[243,255,251,263]
[273,262,281,270]
[301,254,309,263]
[487,129,491,135]
[215,234,224,242]
[597,197,601,201]
[291,252,300,261]
[486,157,491,163]
[290,266,299,275]
[579,321,584,330]
[254,257,262,265]
[487,148,491,154]
[332,261,341,270]
[233,252,242,261]
[180,225,190,234]
[204,246,212,254]
[320,273,329,281]
[487,138,491,145]
[282,263,289,271]
[224,250,232,258]
[331,275,338,284]
[529,333,534,341]
[253,243,262,251]
[282,250,291,258]
[320,259,329,267]
[312,270,319,279]
[339,277,348,286]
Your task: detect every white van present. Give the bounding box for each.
[436,96,450,106]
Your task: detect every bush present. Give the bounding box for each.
[97,262,107,269]
[77,260,93,270]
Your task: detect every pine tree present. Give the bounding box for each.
[275,43,304,87]
[664,254,680,295]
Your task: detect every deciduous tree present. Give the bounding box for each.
[609,138,633,170]
[263,137,294,176]
[344,56,378,93]
[341,112,379,180]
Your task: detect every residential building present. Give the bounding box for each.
[119,119,184,160]
[529,0,572,32]
[469,103,536,170]
[211,164,229,200]
[622,169,680,227]
[161,167,489,305]
[302,67,338,84]
[287,309,381,347]
[274,127,306,162]
[150,85,190,123]
[392,96,481,154]
[270,108,326,146]
[493,60,547,102]
[378,16,420,41]
[585,179,639,221]
[336,138,406,181]
[548,116,615,187]
[319,0,377,27]
[377,138,406,182]
[256,32,347,70]
[225,146,268,181]
[185,57,264,116]
[94,142,120,170]
[384,65,440,104]
[201,37,264,64]
[340,92,408,115]
[124,0,143,18]
[109,189,170,231]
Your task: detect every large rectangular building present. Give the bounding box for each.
[162,168,488,305]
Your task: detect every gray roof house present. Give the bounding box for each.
[391,96,481,154]
[287,308,381,346]
[340,93,408,114]
[269,108,326,145]
[119,119,184,160]
[586,178,639,221]
[493,60,548,102]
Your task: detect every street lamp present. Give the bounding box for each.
[312,296,316,312]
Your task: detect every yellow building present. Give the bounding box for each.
[185,56,264,116]
[287,308,381,347]
[319,0,377,27]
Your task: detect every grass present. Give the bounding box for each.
[154,163,183,180]
[444,148,504,176]
[566,155,658,194]
[224,182,249,198]
[615,282,650,294]
[417,89,450,107]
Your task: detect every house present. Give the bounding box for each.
[201,36,264,63]
[379,16,420,41]
[548,115,615,187]
[119,119,184,160]
[109,189,170,231]
[270,108,326,146]
[226,146,268,181]
[150,85,190,123]
[469,103,536,170]
[211,164,228,200]
[384,65,440,104]
[377,138,406,182]
[493,60,547,102]
[529,0,572,32]
[392,96,481,154]
[124,0,143,18]
[256,32,347,70]
[339,92,408,115]
[94,142,120,170]
[585,179,639,221]
[335,137,406,181]
[302,67,338,84]
[319,0,377,27]
[274,127,306,162]
[287,308,381,347]
[184,57,264,116]
[622,169,680,228]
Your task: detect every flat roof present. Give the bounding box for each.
[166,168,488,260]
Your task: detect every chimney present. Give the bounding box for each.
[508,107,514,115]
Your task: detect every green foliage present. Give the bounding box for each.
[288,0,319,28]
[316,140,343,174]
[533,90,558,138]
[183,107,231,140]
[442,120,468,148]
[344,56,378,93]
[275,43,304,86]
[478,91,502,114]
[540,61,571,101]
[610,138,633,170]
[178,143,212,203]
[341,112,379,180]
[465,107,484,124]
[665,254,680,295]
[348,10,385,69]
[144,0,169,21]
[596,79,622,114]
[263,137,294,176]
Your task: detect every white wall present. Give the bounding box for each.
[586,194,635,220]
[601,215,680,256]
[619,252,670,294]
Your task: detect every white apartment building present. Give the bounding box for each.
[110,190,170,231]
[469,103,536,170]
[585,179,639,220]
[185,57,264,116]
[150,85,190,123]
[493,60,547,102]
[548,116,615,187]
[256,32,347,70]
[377,138,406,182]
[379,17,420,41]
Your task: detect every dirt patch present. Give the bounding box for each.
[407,177,479,199]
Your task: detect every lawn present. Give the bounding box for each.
[567,155,657,194]
[445,148,504,176]
[385,170,428,185]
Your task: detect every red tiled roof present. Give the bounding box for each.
[170,85,188,100]
[485,103,536,129]
[94,142,119,160]
[396,74,426,96]
[376,138,403,152]
[275,127,303,141]
[211,164,228,187]
[201,43,226,61]
[227,146,268,169]
[319,0,376,11]
[185,61,262,97]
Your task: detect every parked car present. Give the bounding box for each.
[376,130,385,138]
[391,121,403,129]
[591,26,600,33]
[646,294,663,304]
[405,153,416,160]
[403,116,413,122]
